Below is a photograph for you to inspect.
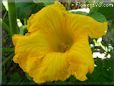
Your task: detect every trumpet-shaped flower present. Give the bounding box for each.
[12,1,107,84]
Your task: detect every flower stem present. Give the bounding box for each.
[8,0,18,36]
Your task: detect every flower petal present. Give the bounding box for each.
[28,1,65,33]
[27,2,71,51]
[67,34,94,81]
[29,52,70,84]
[12,31,52,72]
[66,13,108,38]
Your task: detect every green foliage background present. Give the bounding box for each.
[1,0,114,85]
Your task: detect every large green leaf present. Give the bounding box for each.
[16,2,45,19]
[88,12,107,22]
[98,5,114,20]
[90,3,114,20]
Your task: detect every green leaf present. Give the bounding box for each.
[33,0,54,5]
[97,5,114,20]
[87,58,113,83]
[16,2,44,19]
[89,7,99,14]
[9,72,22,83]
[88,12,107,22]
[89,3,114,20]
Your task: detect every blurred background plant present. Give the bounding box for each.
[1,0,114,85]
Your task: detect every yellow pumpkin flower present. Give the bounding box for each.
[12,1,107,84]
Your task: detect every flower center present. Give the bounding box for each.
[57,38,73,53]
